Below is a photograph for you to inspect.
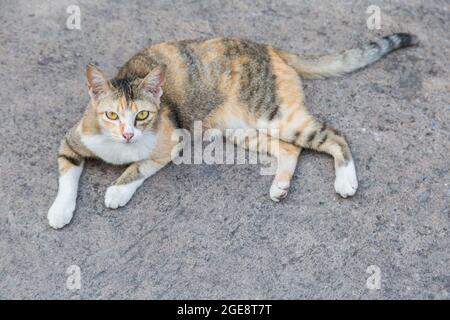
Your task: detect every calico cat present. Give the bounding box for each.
[48,33,418,229]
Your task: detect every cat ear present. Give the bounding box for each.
[86,64,111,100]
[138,65,166,100]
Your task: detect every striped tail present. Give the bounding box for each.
[276,33,419,79]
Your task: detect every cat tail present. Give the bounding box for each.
[275,33,418,79]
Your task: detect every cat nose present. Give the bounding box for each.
[122,132,134,142]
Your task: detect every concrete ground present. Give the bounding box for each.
[0,0,449,299]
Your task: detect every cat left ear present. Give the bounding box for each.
[138,65,166,101]
[86,64,111,100]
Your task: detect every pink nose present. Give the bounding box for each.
[122,132,134,142]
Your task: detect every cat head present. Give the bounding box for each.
[86,64,165,144]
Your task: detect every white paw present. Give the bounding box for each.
[104,184,136,209]
[48,199,75,229]
[270,180,290,202]
[334,160,358,198]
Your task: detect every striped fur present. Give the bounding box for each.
[276,33,418,79]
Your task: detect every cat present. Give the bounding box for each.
[48,33,418,229]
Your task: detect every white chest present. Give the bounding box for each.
[81,134,156,165]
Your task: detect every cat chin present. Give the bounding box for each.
[119,139,137,144]
[108,136,139,144]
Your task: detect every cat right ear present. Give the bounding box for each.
[86,64,110,100]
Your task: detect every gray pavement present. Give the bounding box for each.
[0,0,449,299]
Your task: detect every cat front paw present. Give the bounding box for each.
[104,184,136,209]
[270,180,290,202]
[334,160,358,198]
[48,199,75,229]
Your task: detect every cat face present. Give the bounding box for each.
[86,64,165,144]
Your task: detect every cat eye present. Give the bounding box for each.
[136,111,150,121]
[105,111,119,120]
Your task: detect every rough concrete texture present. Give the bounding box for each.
[0,0,449,299]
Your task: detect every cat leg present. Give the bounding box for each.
[267,138,301,202]
[48,139,84,229]
[295,121,358,198]
[104,158,168,209]
[227,130,301,202]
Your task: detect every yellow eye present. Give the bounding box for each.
[105,111,118,120]
[136,111,150,121]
